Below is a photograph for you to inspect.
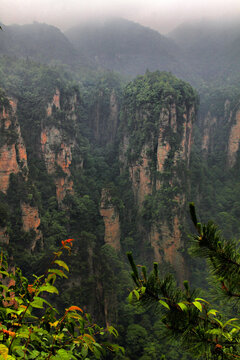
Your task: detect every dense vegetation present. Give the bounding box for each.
[0,240,123,359]
[128,204,240,359]
[1,17,240,359]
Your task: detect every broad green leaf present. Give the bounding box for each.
[54,260,69,272]
[16,329,30,338]
[15,349,25,357]
[41,298,57,310]
[195,297,209,304]
[133,290,140,300]
[223,318,239,328]
[222,332,233,341]
[52,349,76,359]
[31,297,44,309]
[192,301,202,312]
[6,308,19,315]
[0,285,8,291]
[128,292,133,302]
[0,271,9,277]
[48,268,68,278]
[107,326,118,337]
[207,329,222,335]
[81,345,88,357]
[27,349,40,359]
[83,333,96,342]
[207,309,218,316]
[159,300,170,310]
[0,344,8,360]
[46,273,56,284]
[177,302,188,311]
[93,346,102,359]
[54,333,64,341]
[38,285,59,295]
[214,318,224,328]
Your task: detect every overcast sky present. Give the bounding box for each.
[1,0,240,34]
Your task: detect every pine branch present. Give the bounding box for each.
[189,208,240,295]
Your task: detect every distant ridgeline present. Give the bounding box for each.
[1,18,240,359]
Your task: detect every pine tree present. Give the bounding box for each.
[128,203,240,359]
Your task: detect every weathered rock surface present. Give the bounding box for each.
[228,110,240,167]
[0,97,42,248]
[40,89,78,202]
[46,88,60,116]
[199,98,240,168]
[100,189,121,251]
[40,126,74,202]
[120,84,196,280]
[90,89,120,145]
[129,145,152,205]
[0,99,28,193]
[21,203,43,251]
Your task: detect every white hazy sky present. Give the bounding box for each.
[1,0,240,33]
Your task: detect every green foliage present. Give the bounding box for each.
[128,204,240,359]
[0,241,124,359]
[189,82,240,244]
[126,324,148,358]
[121,71,197,162]
[0,53,200,360]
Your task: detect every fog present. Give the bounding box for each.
[1,0,240,34]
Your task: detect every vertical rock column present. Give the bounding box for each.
[40,89,76,203]
[0,96,42,249]
[100,189,121,251]
[119,72,197,281]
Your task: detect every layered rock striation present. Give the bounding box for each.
[119,72,197,280]
[0,94,42,249]
[0,98,28,193]
[40,88,79,203]
[100,189,121,251]
[40,126,74,202]
[89,85,121,145]
[199,95,240,168]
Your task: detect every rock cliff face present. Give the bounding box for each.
[132,104,194,280]
[40,89,78,203]
[100,189,121,251]
[227,109,240,167]
[0,85,82,249]
[129,145,152,205]
[199,97,240,168]
[119,72,197,280]
[46,88,60,116]
[0,95,42,249]
[21,203,43,251]
[0,73,198,284]
[0,98,28,193]
[40,126,74,202]
[201,111,217,153]
[89,88,120,145]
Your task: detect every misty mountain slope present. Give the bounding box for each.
[0,22,87,66]
[65,18,192,79]
[168,20,240,81]
[222,36,240,82]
